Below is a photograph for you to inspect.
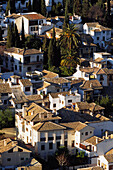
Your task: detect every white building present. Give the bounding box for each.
[49,91,81,111]
[3,47,44,77]
[83,23,111,48]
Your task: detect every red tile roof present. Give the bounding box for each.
[23,14,46,20]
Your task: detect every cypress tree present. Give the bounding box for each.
[6,0,11,16]
[52,26,57,66]
[82,0,89,18]
[6,0,16,16]
[14,24,20,47]
[11,22,15,47]
[27,0,31,12]
[73,0,82,16]
[107,0,110,17]
[0,27,3,41]
[63,0,69,30]
[42,35,48,68]
[7,25,13,48]
[21,19,25,45]
[32,0,41,13]
[48,39,54,69]
[41,0,46,16]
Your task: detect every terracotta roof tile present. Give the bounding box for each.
[84,136,103,145]
[23,13,45,20]
[20,79,32,87]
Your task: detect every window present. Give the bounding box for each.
[97,37,99,40]
[64,141,67,147]
[41,144,45,150]
[49,142,53,150]
[27,67,31,71]
[25,87,30,92]
[98,160,100,166]
[103,36,105,41]
[19,66,22,72]
[56,136,61,140]
[40,137,46,141]
[62,101,64,104]
[90,131,92,134]
[31,27,35,31]
[82,133,83,135]
[37,55,39,62]
[4,100,7,104]
[24,56,30,64]
[100,75,104,81]
[71,140,75,147]
[85,132,88,136]
[68,100,72,103]
[18,148,23,152]
[15,65,17,70]
[57,141,60,148]
[21,157,24,160]
[53,103,56,108]
[7,158,11,161]
[30,130,32,136]
[103,31,105,34]
[48,137,54,141]
[57,89,59,92]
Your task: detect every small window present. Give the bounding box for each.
[57,141,60,148]
[30,130,32,136]
[82,133,83,135]
[19,66,22,72]
[31,27,35,31]
[26,128,28,131]
[40,137,46,141]
[49,142,53,150]
[57,89,59,92]
[64,141,67,147]
[68,100,72,103]
[53,103,56,108]
[37,55,39,62]
[7,158,11,161]
[15,65,17,70]
[56,136,61,140]
[4,100,7,104]
[71,140,75,147]
[90,131,92,134]
[41,144,45,150]
[48,137,54,141]
[27,67,31,71]
[21,157,24,160]
[85,132,88,136]
[25,87,30,92]
[97,37,99,40]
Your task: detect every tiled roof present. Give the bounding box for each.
[80,67,99,74]
[45,77,70,84]
[12,87,28,104]
[4,47,43,55]
[80,79,103,90]
[42,70,59,78]
[84,136,103,146]
[94,58,104,63]
[26,94,42,101]
[86,22,99,27]
[6,13,21,19]
[50,91,75,98]
[23,13,45,20]
[61,121,88,131]
[24,103,61,122]
[76,102,105,112]
[0,83,12,93]
[104,154,113,163]
[20,79,32,87]
[0,138,31,153]
[37,81,51,91]
[32,121,66,131]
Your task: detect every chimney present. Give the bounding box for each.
[90,83,93,88]
[4,139,7,146]
[105,131,108,139]
[96,137,98,144]
[17,49,20,53]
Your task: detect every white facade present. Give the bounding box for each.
[49,92,81,111]
[83,23,111,47]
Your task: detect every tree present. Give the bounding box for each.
[82,0,89,18]
[42,35,49,68]
[27,0,31,12]
[14,24,20,47]
[25,35,41,49]
[21,19,25,46]
[6,0,16,16]
[0,109,14,129]
[63,0,69,29]
[7,25,13,48]
[48,39,54,69]
[11,22,15,47]
[55,146,69,169]
[73,0,82,16]
[41,0,46,16]
[60,24,80,76]
[0,27,3,41]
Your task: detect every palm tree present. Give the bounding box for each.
[60,24,80,75]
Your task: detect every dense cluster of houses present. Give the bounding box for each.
[1,0,113,170]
